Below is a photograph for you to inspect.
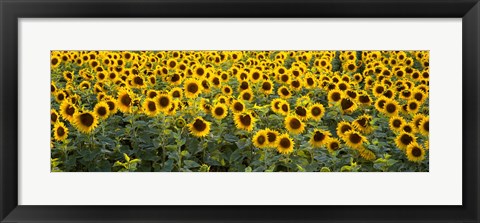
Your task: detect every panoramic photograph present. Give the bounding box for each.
[50,50,429,172]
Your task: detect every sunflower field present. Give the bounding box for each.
[50,50,429,172]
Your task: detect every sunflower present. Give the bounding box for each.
[374,97,388,112]
[63,71,74,82]
[193,65,206,78]
[117,89,133,113]
[294,106,308,121]
[270,98,284,114]
[395,132,416,151]
[412,113,427,131]
[222,85,233,96]
[358,147,376,161]
[142,98,160,117]
[328,89,343,103]
[53,122,69,141]
[276,133,294,154]
[260,80,274,95]
[284,115,305,135]
[51,109,59,124]
[231,100,245,114]
[309,129,331,148]
[239,89,254,102]
[419,116,429,136]
[352,114,373,134]
[212,103,228,120]
[389,115,405,132]
[73,111,98,134]
[277,86,292,99]
[326,138,341,153]
[51,56,61,68]
[103,96,118,115]
[372,83,386,98]
[55,91,67,103]
[278,101,290,116]
[252,130,269,149]
[406,142,426,163]
[382,99,400,116]
[169,87,183,99]
[94,101,110,119]
[238,80,250,92]
[265,128,280,148]
[357,93,372,105]
[400,122,416,134]
[344,130,367,150]
[308,103,325,121]
[336,121,353,139]
[156,93,173,112]
[234,112,256,132]
[339,98,357,114]
[188,117,211,137]
[59,101,77,123]
[412,89,427,103]
[184,78,203,99]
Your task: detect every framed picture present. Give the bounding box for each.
[1,0,478,222]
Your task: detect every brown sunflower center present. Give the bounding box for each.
[242,92,252,101]
[331,92,341,101]
[280,88,290,96]
[51,58,59,65]
[214,107,225,116]
[57,94,65,101]
[306,78,314,86]
[357,118,368,127]
[313,131,326,142]
[262,82,272,90]
[281,104,289,112]
[57,126,65,136]
[79,113,94,127]
[195,68,204,76]
[329,142,340,150]
[409,102,418,110]
[386,103,397,113]
[359,95,371,103]
[291,80,301,89]
[412,147,422,157]
[349,133,362,144]
[257,135,266,145]
[414,93,424,101]
[311,107,321,116]
[375,86,385,94]
[279,138,291,148]
[252,72,260,80]
[51,113,58,122]
[121,94,131,106]
[221,87,230,94]
[341,125,352,134]
[240,114,252,126]
[240,81,249,90]
[187,83,199,94]
[403,125,413,133]
[106,101,115,111]
[66,105,75,116]
[347,90,357,98]
[348,64,355,70]
[267,132,277,142]
[378,100,386,109]
[97,107,107,116]
[341,98,354,110]
[400,134,413,145]
[148,101,156,112]
[281,75,289,82]
[234,102,244,111]
[133,76,143,85]
[289,118,301,129]
[193,119,207,131]
[171,74,180,82]
[295,107,307,117]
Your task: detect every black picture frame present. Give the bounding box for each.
[1,0,479,222]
